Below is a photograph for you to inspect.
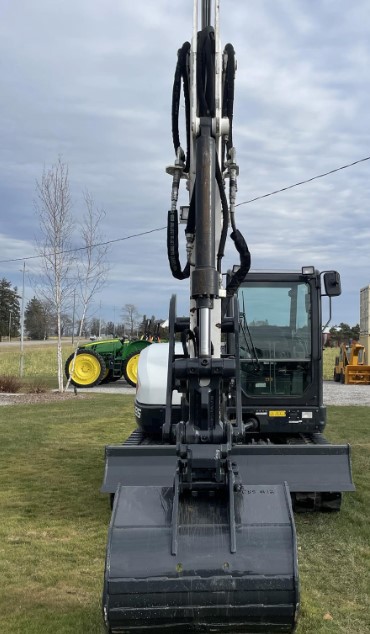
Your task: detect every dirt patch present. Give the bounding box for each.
[0,391,90,406]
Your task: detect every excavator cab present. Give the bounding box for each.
[234,269,332,433]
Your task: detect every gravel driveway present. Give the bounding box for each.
[72,379,370,406]
[2,380,370,406]
[323,380,370,405]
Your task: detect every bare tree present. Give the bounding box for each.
[65,191,110,389]
[115,322,126,337]
[105,320,115,336]
[36,158,75,391]
[90,317,101,337]
[122,303,141,338]
[76,192,109,332]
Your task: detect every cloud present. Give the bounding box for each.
[0,0,369,327]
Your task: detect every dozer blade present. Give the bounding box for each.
[103,482,299,633]
[233,444,355,493]
[101,442,355,494]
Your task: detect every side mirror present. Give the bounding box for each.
[323,271,341,297]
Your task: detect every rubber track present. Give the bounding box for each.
[123,429,331,447]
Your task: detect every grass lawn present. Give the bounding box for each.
[0,395,136,634]
[0,341,76,389]
[0,341,340,385]
[323,347,338,381]
[0,396,369,633]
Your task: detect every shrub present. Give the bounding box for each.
[0,374,22,393]
[24,378,49,394]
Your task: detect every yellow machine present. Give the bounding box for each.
[334,341,370,384]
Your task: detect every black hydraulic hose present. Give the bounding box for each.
[168,41,192,280]
[226,230,251,297]
[215,157,229,272]
[220,42,250,291]
[172,41,191,172]
[169,34,245,288]
[186,188,196,234]
[197,27,215,117]
[223,44,235,155]
[167,209,190,280]
[166,179,195,281]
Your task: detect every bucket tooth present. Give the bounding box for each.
[103,482,299,634]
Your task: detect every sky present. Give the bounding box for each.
[1,0,369,329]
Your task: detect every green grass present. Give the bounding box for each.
[295,408,370,633]
[0,342,340,384]
[0,397,369,633]
[0,341,338,380]
[0,341,82,388]
[0,395,136,634]
[323,347,338,381]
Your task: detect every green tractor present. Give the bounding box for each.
[65,321,161,388]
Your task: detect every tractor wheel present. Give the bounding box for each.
[65,350,106,388]
[123,351,140,387]
[333,370,340,382]
[340,371,345,384]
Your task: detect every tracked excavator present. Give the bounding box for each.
[102,2,354,632]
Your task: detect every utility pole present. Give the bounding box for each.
[72,290,76,345]
[19,262,26,377]
[8,309,13,342]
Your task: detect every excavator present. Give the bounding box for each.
[101,2,354,632]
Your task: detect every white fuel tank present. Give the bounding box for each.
[136,342,182,407]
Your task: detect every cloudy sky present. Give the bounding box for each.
[1,0,369,328]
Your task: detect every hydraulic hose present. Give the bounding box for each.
[222,43,235,168]
[167,41,192,280]
[226,229,251,296]
[167,208,190,280]
[197,27,216,117]
[172,41,191,172]
[168,32,250,291]
[216,157,229,272]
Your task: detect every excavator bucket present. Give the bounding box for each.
[103,481,299,633]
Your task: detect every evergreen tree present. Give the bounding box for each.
[0,278,20,341]
[24,297,48,340]
[329,322,361,346]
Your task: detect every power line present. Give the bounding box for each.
[1,155,369,265]
[0,226,167,264]
[235,155,370,207]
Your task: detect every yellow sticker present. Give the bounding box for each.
[269,410,286,417]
